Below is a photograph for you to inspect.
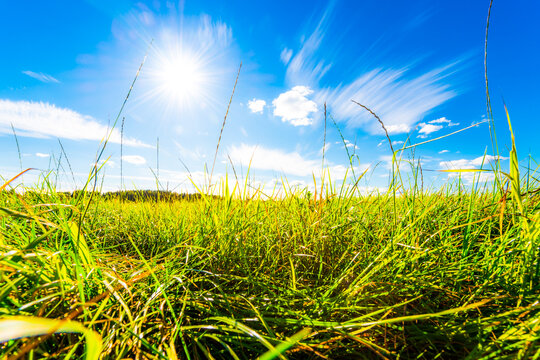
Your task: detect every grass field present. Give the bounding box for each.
[1,5,540,355]
[1,117,539,359]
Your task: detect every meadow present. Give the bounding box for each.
[1,116,539,359]
[1,3,539,356]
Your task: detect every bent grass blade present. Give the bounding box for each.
[0,316,102,360]
[0,168,35,192]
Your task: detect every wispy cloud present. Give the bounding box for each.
[438,149,449,154]
[439,155,507,170]
[248,99,266,114]
[317,65,457,135]
[283,6,458,136]
[285,8,333,87]
[319,142,331,155]
[121,155,146,165]
[272,86,317,126]
[22,70,60,83]
[35,152,50,158]
[0,99,150,147]
[228,143,365,178]
[280,48,293,65]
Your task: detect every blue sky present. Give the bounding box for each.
[1,0,539,193]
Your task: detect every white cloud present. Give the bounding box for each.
[417,117,461,138]
[418,123,443,137]
[122,155,146,165]
[429,117,459,126]
[272,86,318,126]
[0,99,150,147]
[35,152,50,158]
[438,149,449,154]
[439,155,507,170]
[344,139,359,150]
[378,139,404,148]
[385,123,413,134]
[280,48,293,65]
[229,144,318,176]
[228,143,365,178]
[317,65,457,135]
[379,140,406,150]
[439,155,508,184]
[248,99,266,114]
[22,71,59,83]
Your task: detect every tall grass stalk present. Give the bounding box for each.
[10,124,22,183]
[209,62,242,188]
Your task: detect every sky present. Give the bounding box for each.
[1,0,539,193]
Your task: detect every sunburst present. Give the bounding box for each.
[149,46,210,109]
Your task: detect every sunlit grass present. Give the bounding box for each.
[1,3,539,355]
[1,144,539,358]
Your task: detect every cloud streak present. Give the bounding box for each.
[0,99,150,147]
[285,10,332,88]
[316,65,457,135]
[22,71,60,83]
[280,48,293,65]
[283,6,459,135]
[122,155,146,165]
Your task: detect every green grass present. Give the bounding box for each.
[1,6,539,355]
[1,149,539,359]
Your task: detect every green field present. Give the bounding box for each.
[1,131,539,359]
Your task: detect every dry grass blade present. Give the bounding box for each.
[210,62,242,186]
[351,100,394,154]
[0,168,34,192]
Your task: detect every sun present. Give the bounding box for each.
[146,44,213,112]
[141,26,231,116]
[156,53,204,104]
